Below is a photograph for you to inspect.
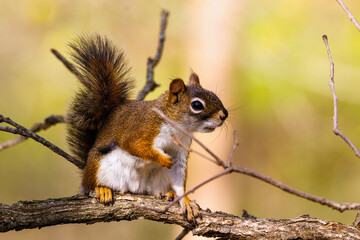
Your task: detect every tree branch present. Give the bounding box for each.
[1,194,359,239]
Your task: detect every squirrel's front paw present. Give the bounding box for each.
[95,186,113,205]
[181,196,201,223]
[156,154,174,169]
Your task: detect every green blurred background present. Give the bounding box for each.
[1,0,360,239]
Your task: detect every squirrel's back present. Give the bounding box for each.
[66,34,133,168]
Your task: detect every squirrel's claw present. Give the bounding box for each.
[181,196,201,223]
[156,155,174,169]
[95,186,113,205]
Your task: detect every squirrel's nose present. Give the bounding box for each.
[219,109,228,121]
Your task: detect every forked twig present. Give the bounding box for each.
[230,165,360,212]
[0,115,64,151]
[322,35,360,159]
[151,108,360,212]
[0,114,82,168]
[137,10,169,101]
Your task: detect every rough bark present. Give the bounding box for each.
[1,194,359,239]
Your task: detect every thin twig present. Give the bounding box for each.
[322,35,360,159]
[0,114,82,168]
[175,228,191,240]
[137,10,169,101]
[0,115,64,151]
[336,0,360,32]
[231,165,360,212]
[227,130,239,166]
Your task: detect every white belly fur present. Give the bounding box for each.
[96,123,191,196]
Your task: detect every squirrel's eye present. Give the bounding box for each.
[191,100,204,111]
[190,98,205,114]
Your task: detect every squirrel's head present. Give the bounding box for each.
[165,72,228,133]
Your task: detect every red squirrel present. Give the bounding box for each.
[65,34,228,222]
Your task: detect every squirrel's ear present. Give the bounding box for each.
[188,72,201,86]
[169,78,186,104]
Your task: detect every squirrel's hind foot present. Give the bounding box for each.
[181,196,201,223]
[95,186,113,205]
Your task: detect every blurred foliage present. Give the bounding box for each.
[1,0,360,239]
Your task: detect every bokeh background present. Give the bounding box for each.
[1,0,360,239]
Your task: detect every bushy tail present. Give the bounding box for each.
[66,34,133,168]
